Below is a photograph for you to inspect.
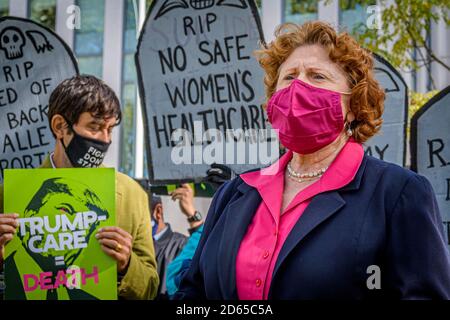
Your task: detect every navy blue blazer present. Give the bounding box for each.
[174,155,450,299]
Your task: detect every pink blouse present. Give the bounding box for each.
[236,138,364,300]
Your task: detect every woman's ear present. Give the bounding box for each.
[346,110,355,123]
[51,114,68,139]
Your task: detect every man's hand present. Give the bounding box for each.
[96,227,133,274]
[170,184,196,218]
[0,213,19,264]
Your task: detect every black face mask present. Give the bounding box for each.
[61,127,111,168]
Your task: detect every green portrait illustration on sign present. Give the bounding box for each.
[3,168,117,300]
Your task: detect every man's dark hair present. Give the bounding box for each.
[48,75,122,137]
[150,193,162,213]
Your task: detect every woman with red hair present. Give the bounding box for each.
[174,21,450,300]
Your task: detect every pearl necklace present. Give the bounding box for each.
[286,161,328,183]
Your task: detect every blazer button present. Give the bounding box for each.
[255,279,262,287]
[263,251,269,259]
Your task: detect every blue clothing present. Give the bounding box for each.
[173,155,450,299]
[166,225,204,296]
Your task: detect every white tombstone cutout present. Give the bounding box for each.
[136,0,278,184]
[364,53,408,166]
[0,17,78,183]
[411,86,450,250]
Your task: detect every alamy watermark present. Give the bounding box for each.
[66,5,81,30]
[366,265,381,290]
[366,5,382,30]
[170,121,280,174]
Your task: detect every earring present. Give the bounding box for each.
[345,122,353,136]
[344,112,354,137]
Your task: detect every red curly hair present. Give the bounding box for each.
[256,21,385,143]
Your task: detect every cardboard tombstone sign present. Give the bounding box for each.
[136,0,278,184]
[364,53,408,166]
[411,86,450,250]
[0,17,79,184]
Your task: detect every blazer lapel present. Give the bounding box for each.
[268,155,370,298]
[217,181,261,299]
[269,191,346,298]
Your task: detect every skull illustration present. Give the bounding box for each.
[190,0,215,9]
[0,27,26,60]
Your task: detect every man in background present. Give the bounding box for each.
[149,184,204,299]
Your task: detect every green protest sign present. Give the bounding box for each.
[3,168,117,300]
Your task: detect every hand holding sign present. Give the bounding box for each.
[170,183,196,217]
[204,163,235,188]
[0,213,19,265]
[96,226,133,273]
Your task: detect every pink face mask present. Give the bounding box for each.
[267,78,350,154]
